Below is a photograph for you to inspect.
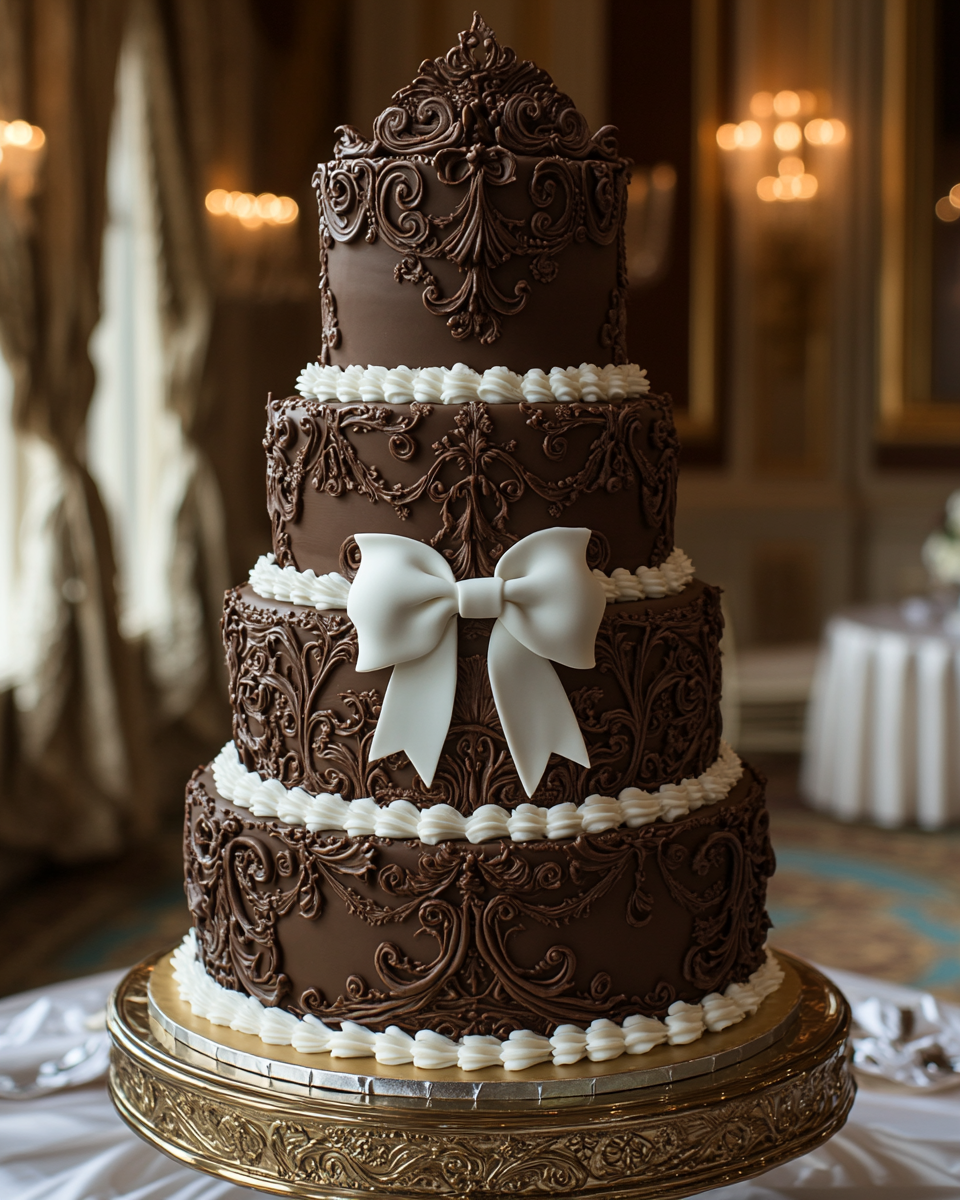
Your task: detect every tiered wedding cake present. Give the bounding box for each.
[176,15,780,1073]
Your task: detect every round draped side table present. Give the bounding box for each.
[803,601,960,828]
[107,946,854,1200]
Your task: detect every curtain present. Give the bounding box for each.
[88,0,229,743]
[0,0,152,861]
[137,0,230,736]
[0,0,343,862]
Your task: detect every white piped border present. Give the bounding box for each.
[247,547,695,612]
[211,740,742,842]
[295,361,651,406]
[172,931,784,1072]
[249,556,352,609]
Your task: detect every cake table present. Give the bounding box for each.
[107,946,854,1200]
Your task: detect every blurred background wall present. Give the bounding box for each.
[0,0,957,872]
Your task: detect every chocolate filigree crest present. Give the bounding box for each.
[333,13,622,162]
[312,14,630,354]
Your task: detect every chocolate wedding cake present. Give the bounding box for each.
[177,15,780,1073]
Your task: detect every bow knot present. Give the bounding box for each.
[456,576,504,619]
[348,529,606,797]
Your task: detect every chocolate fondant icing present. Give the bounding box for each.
[182,13,776,1046]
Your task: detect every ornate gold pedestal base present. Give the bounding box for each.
[108,948,854,1200]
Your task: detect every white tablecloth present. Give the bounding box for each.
[802,603,960,828]
[1,965,959,1199]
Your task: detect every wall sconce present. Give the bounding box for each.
[205,189,298,227]
[203,188,307,299]
[935,184,960,223]
[0,119,47,198]
[716,90,846,204]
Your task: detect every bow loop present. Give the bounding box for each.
[349,534,457,670]
[496,528,605,669]
[350,529,605,794]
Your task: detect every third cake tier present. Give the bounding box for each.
[225,580,723,810]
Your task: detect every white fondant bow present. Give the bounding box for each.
[348,528,606,797]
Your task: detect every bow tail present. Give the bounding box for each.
[487,621,591,798]
[368,618,458,788]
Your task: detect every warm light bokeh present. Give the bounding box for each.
[773,90,801,117]
[738,120,762,147]
[805,118,846,145]
[778,156,805,177]
[770,173,818,200]
[718,88,845,205]
[651,163,677,190]
[5,120,33,146]
[750,91,774,118]
[0,120,45,150]
[773,121,802,151]
[205,189,299,226]
[205,189,228,214]
[716,123,740,150]
[758,171,817,202]
[935,196,960,223]
[717,121,762,150]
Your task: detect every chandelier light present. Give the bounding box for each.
[715,90,846,204]
[0,119,47,198]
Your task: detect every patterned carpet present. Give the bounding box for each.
[759,755,960,1001]
[2,754,958,1001]
[0,824,189,999]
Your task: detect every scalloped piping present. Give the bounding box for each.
[295,361,651,405]
[247,547,695,612]
[210,739,743,842]
[172,931,783,1071]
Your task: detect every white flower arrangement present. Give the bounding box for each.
[922,491,960,586]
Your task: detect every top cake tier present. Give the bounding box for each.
[312,15,630,373]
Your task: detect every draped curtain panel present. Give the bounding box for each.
[0,0,147,861]
[0,0,235,861]
[121,0,230,734]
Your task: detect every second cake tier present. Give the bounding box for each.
[264,392,678,579]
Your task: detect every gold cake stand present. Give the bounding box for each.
[108,947,854,1199]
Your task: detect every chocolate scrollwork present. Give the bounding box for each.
[266,397,679,579]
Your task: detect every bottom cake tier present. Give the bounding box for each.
[182,760,777,1070]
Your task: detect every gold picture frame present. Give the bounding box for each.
[678,0,724,444]
[878,0,960,446]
